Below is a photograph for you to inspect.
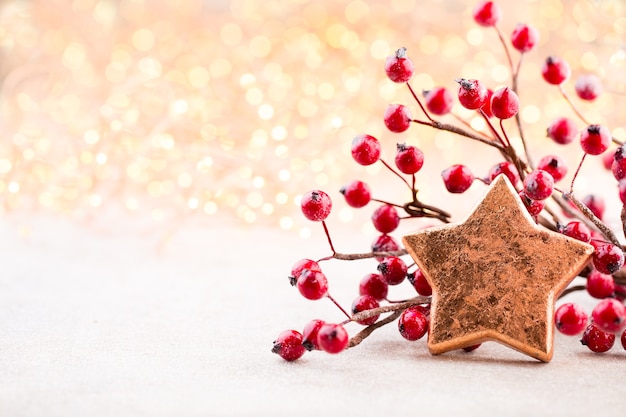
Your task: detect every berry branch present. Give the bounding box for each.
[272,0,626,362]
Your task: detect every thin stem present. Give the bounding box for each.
[411,119,504,150]
[495,25,515,83]
[406,82,435,123]
[569,153,587,194]
[321,220,337,255]
[499,119,512,148]
[558,285,586,299]
[380,159,412,191]
[348,310,403,348]
[371,198,405,209]
[347,296,430,324]
[564,192,621,247]
[480,109,508,148]
[558,84,590,125]
[327,294,351,320]
[318,249,408,262]
[451,112,495,141]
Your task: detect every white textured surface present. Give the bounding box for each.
[0,215,624,416]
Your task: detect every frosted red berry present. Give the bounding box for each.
[408,268,432,296]
[424,87,453,115]
[490,87,519,119]
[340,180,371,208]
[384,104,412,133]
[456,78,489,110]
[302,319,325,351]
[581,323,615,353]
[561,221,591,243]
[554,303,588,336]
[488,161,519,186]
[385,47,414,83]
[537,155,567,182]
[519,190,545,216]
[575,74,602,101]
[511,23,539,52]
[472,1,501,27]
[580,124,610,155]
[592,298,626,334]
[352,295,380,325]
[272,330,307,361]
[612,145,626,180]
[586,270,615,299]
[547,117,578,145]
[296,269,329,300]
[523,169,554,200]
[351,134,381,166]
[582,194,605,220]
[317,323,349,354]
[371,204,400,233]
[371,234,400,262]
[398,307,429,341]
[542,56,571,85]
[301,190,332,221]
[378,256,407,286]
[359,273,388,301]
[395,143,424,174]
[442,164,474,193]
[592,242,624,275]
[289,258,321,286]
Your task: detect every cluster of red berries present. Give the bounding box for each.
[272,0,626,361]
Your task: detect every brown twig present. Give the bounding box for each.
[564,192,621,247]
[412,119,504,150]
[348,310,403,348]
[558,285,586,299]
[319,249,408,262]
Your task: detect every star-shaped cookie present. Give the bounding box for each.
[402,175,594,362]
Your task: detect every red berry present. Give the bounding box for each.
[398,307,429,341]
[351,295,380,325]
[537,155,567,182]
[580,124,610,155]
[472,1,501,27]
[296,269,329,300]
[547,117,578,145]
[510,23,539,52]
[462,344,481,352]
[480,88,494,118]
[424,87,453,115]
[385,47,414,83]
[523,169,554,201]
[408,268,432,296]
[592,298,626,334]
[622,329,626,350]
[272,330,306,361]
[384,104,412,133]
[289,258,321,286]
[302,319,325,351]
[603,149,615,170]
[378,256,407,286]
[317,323,349,354]
[488,161,519,186]
[580,323,615,353]
[351,134,381,166]
[490,87,519,119]
[371,234,400,262]
[582,194,605,220]
[371,204,400,233]
[612,146,626,180]
[575,74,602,101]
[586,270,615,299]
[456,78,489,110]
[359,273,388,301]
[561,221,591,243]
[542,56,571,85]
[442,164,474,193]
[395,143,424,174]
[518,190,545,216]
[554,303,588,336]
[340,180,371,208]
[592,242,624,275]
[301,190,332,221]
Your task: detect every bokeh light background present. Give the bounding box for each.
[0,0,625,238]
